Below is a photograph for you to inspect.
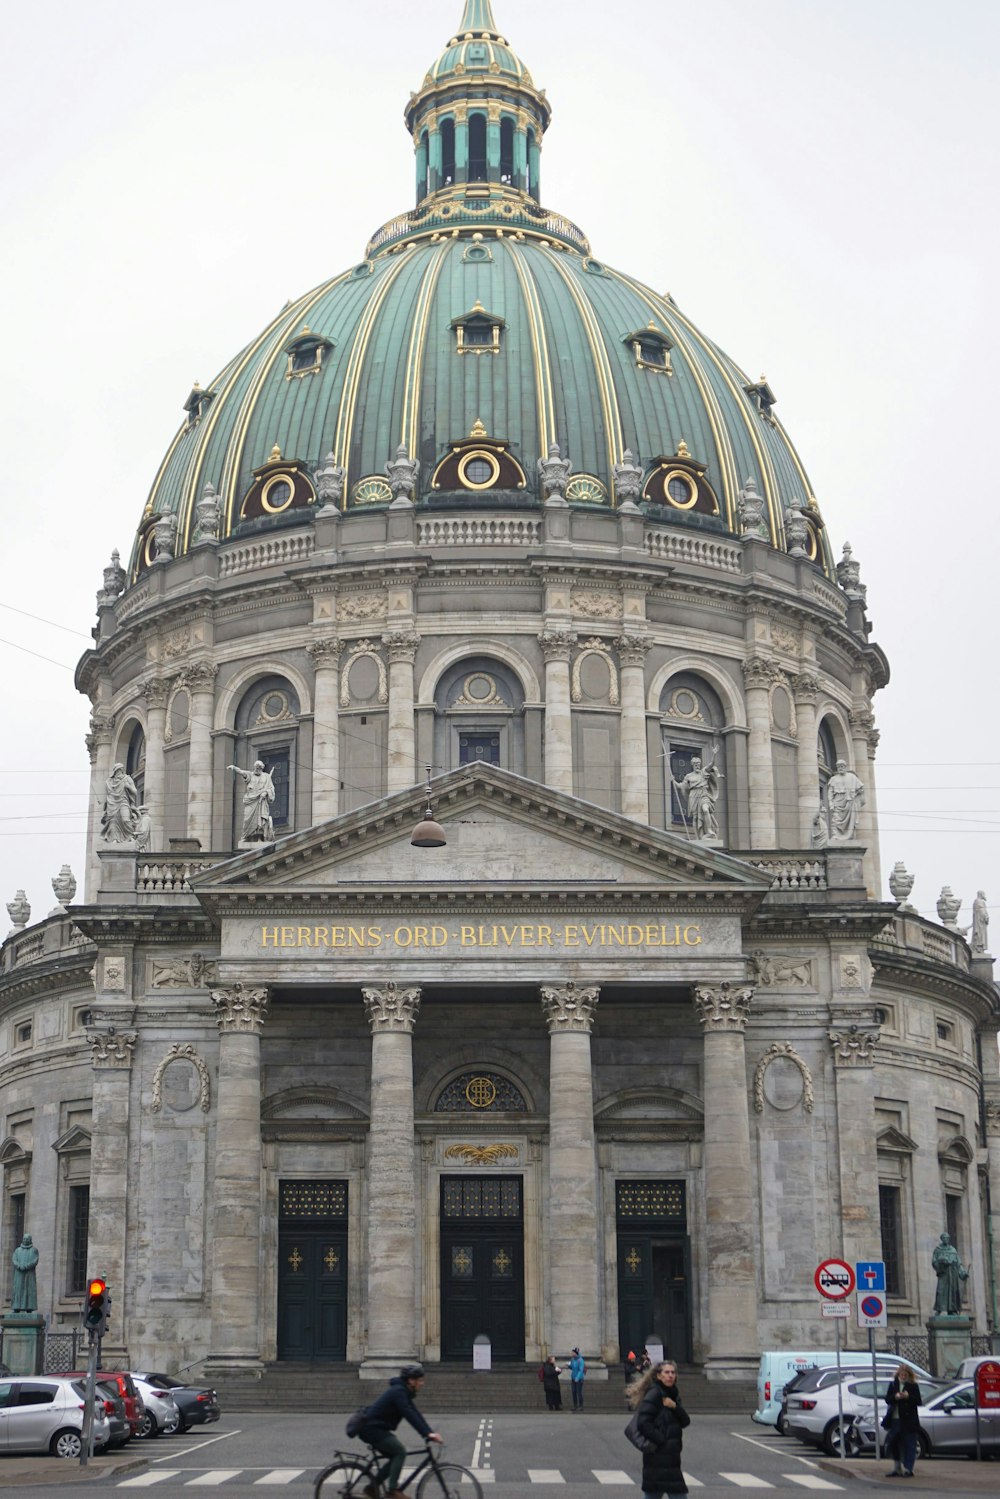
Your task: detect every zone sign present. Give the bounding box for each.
[815,1258,856,1300]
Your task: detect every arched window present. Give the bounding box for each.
[231,677,301,845]
[126,723,146,806]
[433,656,526,774]
[499,118,514,185]
[420,130,429,197]
[818,717,839,796]
[441,118,456,186]
[468,114,487,182]
[659,674,728,844]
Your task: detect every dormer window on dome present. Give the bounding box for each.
[432,420,526,494]
[452,301,504,355]
[184,383,215,427]
[642,441,720,517]
[285,327,333,379]
[745,375,777,425]
[625,322,673,375]
[239,444,316,524]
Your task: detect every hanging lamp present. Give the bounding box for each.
[410,765,447,848]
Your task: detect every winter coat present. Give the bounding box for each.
[358,1378,432,1440]
[541,1362,563,1392]
[569,1355,586,1382]
[883,1379,921,1435]
[636,1384,690,1495]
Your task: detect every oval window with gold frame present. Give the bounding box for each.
[802,518,820,562]
[261,476,295,514]
[457,449,501,491]
[663,470,698,510]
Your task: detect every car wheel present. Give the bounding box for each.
[163,1415,180,1436]
[915,1431,929,1460]
[823,1418,852,1457]
[51,1429,84,1459]
[176,1414,188,1433]
[776,1413,787,1436]
[137,1411,157,1439]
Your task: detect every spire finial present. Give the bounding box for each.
[459,0,499,36]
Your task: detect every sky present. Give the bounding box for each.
[1,0,998,936]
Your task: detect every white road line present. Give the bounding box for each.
[253,1472,305,1485]
[783,1479,844,1491]
[527,1472,566,1484]
[185,1474,243,1487]
[118,1476,180,1489]
[685,1479,705,1489]
[718,1477,774,1490]
[593,1471,635,1485]
[466,1473,495,1485]
[152,1429,242,1462]
[731,1430,820,1468]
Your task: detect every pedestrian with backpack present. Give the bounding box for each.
[354,1364,442,1499]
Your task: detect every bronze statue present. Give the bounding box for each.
[931,1231,968,1316]
[12,1233,39,1313]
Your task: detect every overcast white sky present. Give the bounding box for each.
[2,0,998,935]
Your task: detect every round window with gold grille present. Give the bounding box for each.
[457,450,501,491]
[465,1076,498,1109]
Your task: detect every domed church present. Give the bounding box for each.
[2,0,998,1383]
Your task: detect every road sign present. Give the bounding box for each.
[815,1258,856,1299]
[858,1292,887,1327]
[855,1260,886,1292]
[821,1299,850,1318]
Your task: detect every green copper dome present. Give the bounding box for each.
[133,2,833,577]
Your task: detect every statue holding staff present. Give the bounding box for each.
[671,740,723,841]
[228,760,276,842]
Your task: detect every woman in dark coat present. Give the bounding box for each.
[883,1364,922,1477]
[541,1354,563,1411]
[629,1359,690,1497]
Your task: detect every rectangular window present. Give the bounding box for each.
[268,747,291,828]
[5,1193,26,1301]
[459,732,501,766]
[879,1183,904,1296]
[945,1193,961,1252]
[665,743,699,827]
[67,1185,90,1295]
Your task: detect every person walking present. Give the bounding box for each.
[541,1354,564,1411]
[628,1359,690,1498]
[356,1364,442,1499]
[569,1347,586,1411]
[883,1364,922,1478]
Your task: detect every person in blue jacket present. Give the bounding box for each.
[569,1347,586,1411]
[357,1364,442,1499]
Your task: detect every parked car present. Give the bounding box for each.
[133,1376,180,1437]
[754,1348,905,1427]
[778,1357,934,1436]
[855,1378,1000,1458]
[54,1370,144,1437]
[786,1373,944,1454]
[132,1372,220,1431]
[0,1375,111,1457]
[957,1354,1000,1381]
[96,1379,132,1450]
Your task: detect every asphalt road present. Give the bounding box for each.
[1,1412,996,1498]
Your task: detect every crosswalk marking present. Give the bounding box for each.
[784,1479,843,1491]
[253,1473,305,1486]
[685,1478,705,1489]
[719,1479,774,1490]
[593,1473,634,1486]
[118,1476,180,1488]
[112,1466,842,1490]
[467,1470,495,1484]
[527,1473,565,1484]
[185,1476,243,1487]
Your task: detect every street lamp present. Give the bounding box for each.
[410,765,447,848]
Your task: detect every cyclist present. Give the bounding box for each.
[357,1363,442,1499]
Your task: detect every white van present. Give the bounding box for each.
[753,1350,923,1427]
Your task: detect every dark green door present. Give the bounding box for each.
[277,1180,348,1361]
[616,1179,691,1364]
[441,1176,524,1360]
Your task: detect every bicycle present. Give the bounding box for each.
[314,1439,483,1499]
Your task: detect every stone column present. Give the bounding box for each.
[617,634,651,822]
[514,113,528,191]
[693,983,758,1377]
[427,122,442,193]
[742,656,776,848]
[207,983,269,1368]
[308,638,342,823]
[528,132,541,199]
[414,132,428,202]
[87,1028,137,1355]
[85,712,114,899]
[486,103,502,175]
[140,677,168,849]
[361,982,421,1375]
[454,107,469,184]
[793,672,821,844]
[539,630,576,795]
[850,706,881,895]
[540,982,602,1358]
[183,661,218,849]
[828,1025,881,1271]
[384,631,420,794]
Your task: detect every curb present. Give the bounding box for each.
[0,1455,149,1489]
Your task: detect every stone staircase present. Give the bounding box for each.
[213,1363,755,1416]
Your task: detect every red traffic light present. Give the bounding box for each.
[88,1278,107,1297]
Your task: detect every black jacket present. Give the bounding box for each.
[637,1383,690,1492]
[359,1378,432,1440]
[883,1378,921,1434]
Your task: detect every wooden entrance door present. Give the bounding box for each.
[616,1179,691,1364]
[440,1176,525,1361]
[276,1179,348,1361]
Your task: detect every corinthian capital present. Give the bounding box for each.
[540,982,599,1034]
[538,629,576,663]
[307,637,343,667]
[693,983,753,1032]
[828,1025,879,1067]
[141,676,170,711]
[363,981,421,1033]
[211,983,269,1034]
[383,630,421,665]
[88,712,114,747]
[181,660,218,695]
[792,672,820,705]
[87,1029,137,1068]
[741,655,776,692]
[616,633,652,668]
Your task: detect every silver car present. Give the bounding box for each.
[856,1378,1000,1458]
[0,1376,111,1457]
[133,1376,180,1438]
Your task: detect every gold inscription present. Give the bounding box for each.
[258,921,704,951]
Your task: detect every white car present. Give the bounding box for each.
[133,1377,180,1438]
[0,1375,112,1457]
[786,1374,943,1454]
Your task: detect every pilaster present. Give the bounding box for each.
[87,1026,137,1356]
[308,638,342,822]
[617,634,651,821]
[539,630,575,795]
[742,656,776,848]
[828,1023,881,1271]
[140,677,169,848]
[182,661,218,849]
[384,631,420,793]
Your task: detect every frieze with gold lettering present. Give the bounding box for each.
[253,919,707,951]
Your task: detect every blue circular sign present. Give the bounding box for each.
[861,1294,883,1317]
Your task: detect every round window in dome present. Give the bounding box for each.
[665,472,697,509]
[261,476,294,514]
[457,450,501,491]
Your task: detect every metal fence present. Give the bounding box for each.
[0,1328,85,1372]
[877,1331,1000,1364]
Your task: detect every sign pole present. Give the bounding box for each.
[80,1330,98,1467]
[869,1326,881,1463]
[835,1315,844,1455]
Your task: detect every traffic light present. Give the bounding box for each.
[83,1277,110,1336]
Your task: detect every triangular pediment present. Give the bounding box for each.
[52,1125,92,1155]
[191,764,770,909]
[876,1126,918,1155]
